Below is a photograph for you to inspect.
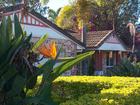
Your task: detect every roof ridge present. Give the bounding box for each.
[95,30,113,47]
[30,10,85,48]
[0,4,85,48]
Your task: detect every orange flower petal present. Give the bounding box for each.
[37,41,57,59]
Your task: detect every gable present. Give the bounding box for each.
[98,34,126,51]
[4,11,65,39]
[86,30,112,48]
[1,5,85,49]
[4,11,47,27]
[105,35,120,44]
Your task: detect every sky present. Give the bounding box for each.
[138,18,140,23]
[47,0,70,11]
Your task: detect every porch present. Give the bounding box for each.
[93,50,127,75]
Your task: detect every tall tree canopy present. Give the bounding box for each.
[56,0,139,47]
[56,5,76,29]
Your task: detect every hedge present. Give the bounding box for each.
[28,76,140,105]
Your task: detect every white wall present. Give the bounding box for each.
[98,43,126,51]
[22,24,66,39]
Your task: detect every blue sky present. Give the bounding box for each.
[47,0,70,11]
[138,18,140,23]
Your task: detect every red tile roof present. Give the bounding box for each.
[86,30,113,47]
[70,30,113,48]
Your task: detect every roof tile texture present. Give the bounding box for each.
[70,30,112,48]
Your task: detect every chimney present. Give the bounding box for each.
[81,25,87,47]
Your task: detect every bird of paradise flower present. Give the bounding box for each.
[38,41,57,59]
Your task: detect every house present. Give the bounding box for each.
[70,30,128,75]
[0,4,85,53]
[0,4,85,75]
[0,4,128,75]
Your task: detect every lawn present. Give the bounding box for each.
[34,76,140,105]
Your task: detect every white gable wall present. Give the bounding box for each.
[2,11,84,49]
[22,24,66,39]
[98,34,126,51]
[98,43,126,51]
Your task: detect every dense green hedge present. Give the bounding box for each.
[53,76,140,105]
[29,76,140,105]
[52,76,111,102]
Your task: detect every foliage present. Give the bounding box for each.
[48,8,61,23]
[57,76,140,105]
[56,5,76,29]
[86,0,138,46]
[34,2,61,22]
[57,0,139,47]
[50,76,140,105]
[74,0,93,25]
[0,14,37,105]
[32,34,48,52]
[73,0,139,31]
[60,93,140,105]
[105,58,140,77]
[0,14,94,105]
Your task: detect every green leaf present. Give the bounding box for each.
[0,17,8,54]
[25,34,32,43]
[0,65,17,92]
[7,75,25,97]
[6,16,13,44]
[24,96,41,105]
[26,74,37,89]
[32,34,48,52]
[14,14,23,38]
[51,51,94,80]
[0,37,22,71]
[36,60,55,95]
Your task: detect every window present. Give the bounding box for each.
[106,52,114,67]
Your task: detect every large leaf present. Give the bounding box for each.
[51,51,94,80]
[36,60,55,95]
[14,14,23,38]
[6,16,13,45]
[0,65,17,91]
[32,34,48,52]
[7,75,25,98]
[0,17,8,54]
[0,35,23,68]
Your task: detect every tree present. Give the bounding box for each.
[57,0,139,47]
[56,5,77,29]
[47,8,61,23]
[74,0,139,30]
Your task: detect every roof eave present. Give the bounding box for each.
[30,10,85,49]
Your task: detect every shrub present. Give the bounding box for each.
[51,76,140,104]
[61,92,140,105]
[105,58,140,77]
[53,79,111,102]
[60,94,126,105]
